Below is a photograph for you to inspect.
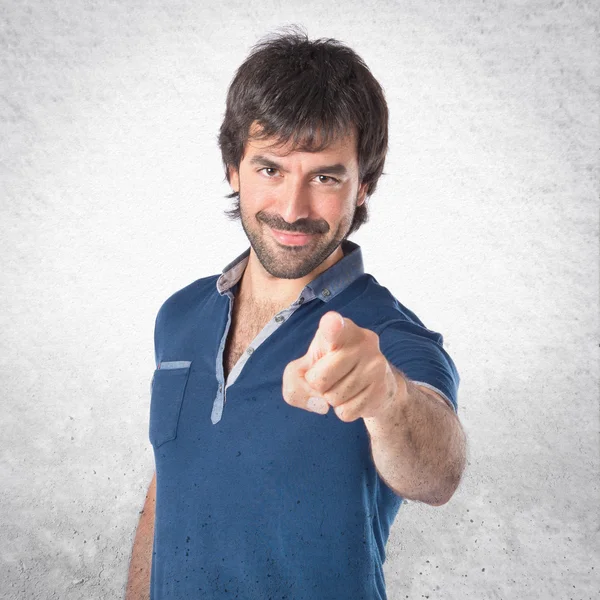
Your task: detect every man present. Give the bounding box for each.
[126,26,466,600]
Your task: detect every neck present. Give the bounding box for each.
[238,244,345,308]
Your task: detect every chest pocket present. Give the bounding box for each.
[149,361,192,448]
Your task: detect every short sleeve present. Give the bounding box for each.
[377,319,460,412]
[154,301,166,369]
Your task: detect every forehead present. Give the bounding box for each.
[244,121,358,165]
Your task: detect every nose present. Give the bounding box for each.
[275,176,312,228]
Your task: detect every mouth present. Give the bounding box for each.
[270,228,315,246]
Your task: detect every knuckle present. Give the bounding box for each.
[309,377,325,393]
[336,407,351,422]
[365,327,378,344]
[375,356,388,378]
[281,384,295,404]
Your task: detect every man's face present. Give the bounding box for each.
[228,124,368,281]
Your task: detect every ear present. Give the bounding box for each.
[357,181,368,207]
[228,165,240,193]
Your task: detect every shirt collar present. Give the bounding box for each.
[216,239,365,303]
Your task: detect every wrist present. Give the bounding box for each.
[364,361,409,431]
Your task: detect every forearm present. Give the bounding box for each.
[125,477,156,600]
[363,365,466,506]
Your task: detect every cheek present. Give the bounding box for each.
[239,181,265,210]
[329,198,356,222]
[243,173,278,202]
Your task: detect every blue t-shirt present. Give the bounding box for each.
[149,239,459,599]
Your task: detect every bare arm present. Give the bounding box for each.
[363,365,467,506]
[125,472,156,600]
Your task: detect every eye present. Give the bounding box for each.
[257,168,340,185]
[259,167,279,177]
[316,175,340,185]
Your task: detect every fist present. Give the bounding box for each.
[281,311,398,422]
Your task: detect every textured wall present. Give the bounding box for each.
[1,1,598,599]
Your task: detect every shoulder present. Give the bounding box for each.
[350,274,434,336]
[155,274,219,328]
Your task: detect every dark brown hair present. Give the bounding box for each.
[217,25,389,238]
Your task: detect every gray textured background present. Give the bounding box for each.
[1,1,598,599]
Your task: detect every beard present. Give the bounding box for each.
[238,191,358,281]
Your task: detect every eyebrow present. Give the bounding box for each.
[248,154,349,177]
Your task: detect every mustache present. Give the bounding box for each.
[260,216,328,235]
